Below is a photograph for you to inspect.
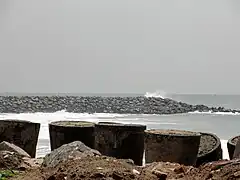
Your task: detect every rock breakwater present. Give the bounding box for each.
[0,96,238,114]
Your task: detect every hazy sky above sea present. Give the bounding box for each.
[0,0,240,94]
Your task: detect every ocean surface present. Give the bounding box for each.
[1,92,240,160]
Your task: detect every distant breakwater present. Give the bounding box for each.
[0,96,238,114]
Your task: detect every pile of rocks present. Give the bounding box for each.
[6,140,240,180]
[0,141,42,171]
[0,96,238,114]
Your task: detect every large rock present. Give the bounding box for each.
[42,141,101,168]
[0,141,30,158]
[0,150,23,169]
[0,142,42,170]
[0,150,42,170]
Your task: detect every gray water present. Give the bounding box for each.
[167,94,240,139]
[91,93,240,140]
[0,93,238,159]
[172,94,240,110]
[115,113,238,140]
[2,93,239,140]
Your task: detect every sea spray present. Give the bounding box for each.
[144,90,167,98]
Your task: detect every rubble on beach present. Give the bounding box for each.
[0,140,238,180]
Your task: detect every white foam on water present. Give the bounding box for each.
[221,139,229,160]
[0,110,128,140]
[144,90,167,99]
[189,110,240,115]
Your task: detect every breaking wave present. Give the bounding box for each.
[144,90,167,99]
[189,110,240,115]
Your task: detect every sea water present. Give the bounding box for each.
[1,92,240,160]
[0,110,233,160]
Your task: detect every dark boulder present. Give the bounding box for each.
[42,141,101,168]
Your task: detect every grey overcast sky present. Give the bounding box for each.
[0,0,240,94]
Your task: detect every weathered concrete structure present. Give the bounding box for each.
[0,119,40,157]
[49,121,95,150]
[196,132,222,166]
[94,122,146,166]
[145,129,201,166]
[227,135,240,159]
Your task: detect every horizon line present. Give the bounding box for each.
[0,92,239,96]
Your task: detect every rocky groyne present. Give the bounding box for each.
[0,96,238,114]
